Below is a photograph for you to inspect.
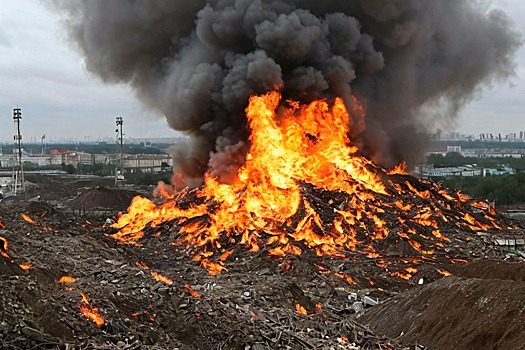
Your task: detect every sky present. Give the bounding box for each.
[0,0,524,144]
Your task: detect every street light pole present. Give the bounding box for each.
[12,107,25,195]
[115,116,124,186]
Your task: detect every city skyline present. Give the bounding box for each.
[0,0,524,144]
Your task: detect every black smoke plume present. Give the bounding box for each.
[52,0,521,185]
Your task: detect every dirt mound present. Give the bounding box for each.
[69,187,142,212]
[358,267,525,350]
[24,176,118,202]
[455,260,525,282]
[12,200,64,218]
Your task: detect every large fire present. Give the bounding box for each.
[111,92,510,276]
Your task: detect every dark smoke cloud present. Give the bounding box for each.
[51,0,521,183]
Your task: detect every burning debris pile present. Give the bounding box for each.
[111,92,520,283]
[2,1,523,348]
[1,194,523,350]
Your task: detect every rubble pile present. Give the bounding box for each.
[1,200,402,349]
[1,173,524,349]
[113,171,523,290]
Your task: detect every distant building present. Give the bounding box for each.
[424,165,482,178]
[123,154,173,173]
[0,154,16,168]
[421,163,515,178]
[483,166,515,176]
[93,153,116,165]
[427,147,525,159]
[446,145,462,154]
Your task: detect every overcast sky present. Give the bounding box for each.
[0,0,524,144]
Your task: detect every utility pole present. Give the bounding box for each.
[12,107,25,195]
[115,116,124,186]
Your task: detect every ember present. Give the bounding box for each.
[295,303,308,315]
[79,291,105,327]
[0,236,9,258]
[58,276,76,284]
[151,271,173,284]
[183,283,202,299]
[18,263,32,270]
[135,261,149,269]
[437,269,453,277]
[20,213,37,225]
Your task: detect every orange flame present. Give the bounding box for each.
[58,276,76,284]
[437,269,452,276]
[219,249,234,261]
[295,303,308,315]
[0,236,9,258]
[201,259,228,276]
[463,213,492,231]
[19,262,32,270]
[135,261,149,269]
[334,272,358,285]
[151,271,173,284]
[183,283,202,298]
[20,213,37,224]
[111,92,395,264]
[389,269,414,280]
[449,258,468,264]
[131,310,156,322]
[431,229,451,242]
[80,305,105,327]
[388,161,408,175]
[408,240,434,255]
[79,291,104,327]
[457,191,470,203]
